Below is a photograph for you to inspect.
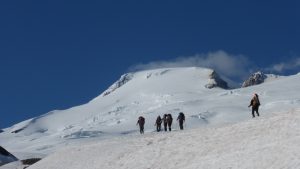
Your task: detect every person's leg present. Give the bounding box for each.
[252,108,255,118]
[179,121,184,130]
[256,107,260,116]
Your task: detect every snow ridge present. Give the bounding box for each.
[101,73,134,97]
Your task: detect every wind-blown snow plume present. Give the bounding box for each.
[130,51,252,80]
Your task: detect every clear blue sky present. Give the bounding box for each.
[1,0,300,128]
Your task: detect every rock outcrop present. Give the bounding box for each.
[101,73,134,96]
[242,71,267,88]
[0,146,18,166]
[205,70,228,89]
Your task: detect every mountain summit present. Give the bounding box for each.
[242,71,267,87]
[205,70,228,89]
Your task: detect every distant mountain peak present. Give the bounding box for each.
[242,71,267,88]
[205,70,228,89]
[99,67,230,98]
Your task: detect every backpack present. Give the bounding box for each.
[156,116,162,124]
[163,114,168,123]
[167,114,173,123]
[253,95,260,106]
[178,112,185,121]
[139,116,145,125]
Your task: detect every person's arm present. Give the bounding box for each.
[248,100,253,107]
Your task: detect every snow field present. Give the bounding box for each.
[28,109,300,169]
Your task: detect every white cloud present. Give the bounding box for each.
[130,50,253,80]
[266,58,300,73]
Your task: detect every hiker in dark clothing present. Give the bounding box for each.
[177,112,185,130]
[136,116,145,134]
[162,114,168,131]
[166,114,173,131]
[155,115,162,132]
[248,93,260,118]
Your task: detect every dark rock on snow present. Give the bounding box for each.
[205,70,228,89]
[21,158,41,165]
[242,71,267,88]
[102,73,134,96]
[0,146,18,166]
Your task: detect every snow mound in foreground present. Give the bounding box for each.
[28,109,300,169]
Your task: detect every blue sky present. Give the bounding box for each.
[1,0,300,128]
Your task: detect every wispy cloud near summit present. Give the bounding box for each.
[130,51,253,80]
[266,58,300,73]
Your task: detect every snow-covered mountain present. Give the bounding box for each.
[0,67,300,167]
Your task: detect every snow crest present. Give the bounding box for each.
[101,73,134,97]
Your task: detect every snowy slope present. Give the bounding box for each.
[0,161,24,169]
[28,109,300,169]
[0,67,300,159]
